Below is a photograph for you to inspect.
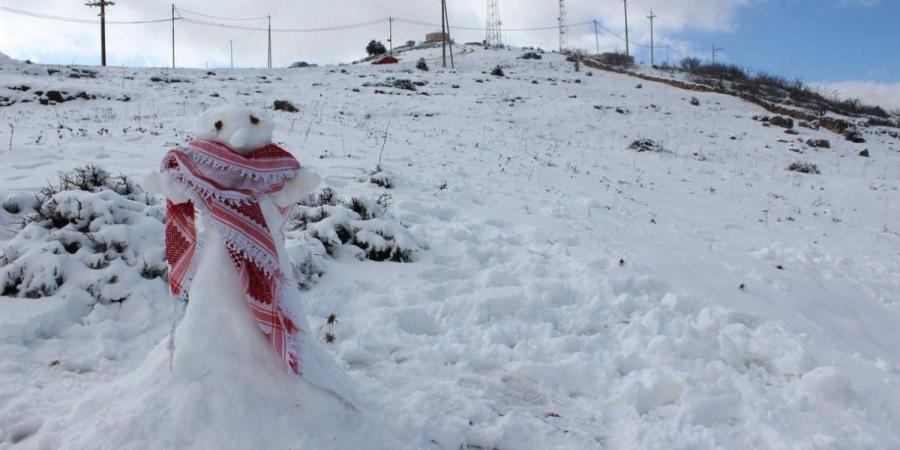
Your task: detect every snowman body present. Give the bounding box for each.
[144,105,353,403]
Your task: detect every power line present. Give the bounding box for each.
[394,17,592,32]
[178,16,389,33]
[0,5,599,37]
[205,20,267,69]
[593,20,663,50]
[174,6,267,22]
[0,5,170,24]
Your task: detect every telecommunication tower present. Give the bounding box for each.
[486,0,502,48]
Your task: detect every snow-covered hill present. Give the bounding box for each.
[1,46,898,449]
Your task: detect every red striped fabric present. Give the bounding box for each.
[162,139,303,376]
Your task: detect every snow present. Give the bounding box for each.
[46,226,378,450]
[1,45,899,449]
[0,51,14,66]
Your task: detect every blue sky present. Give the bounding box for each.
[663,0,899,83]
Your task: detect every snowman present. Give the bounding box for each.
[142,105,354,406]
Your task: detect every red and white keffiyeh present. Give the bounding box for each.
[162,138,303,375]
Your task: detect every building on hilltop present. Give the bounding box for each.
[425,32,449,44]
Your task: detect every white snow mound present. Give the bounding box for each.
[192,105,275,152]
[42,227,394,450]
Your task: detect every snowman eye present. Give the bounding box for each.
[214,120,223,131]
[249,115,260,125]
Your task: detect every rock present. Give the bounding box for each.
[806,139,830,149]
[843,128,866,143]
[389,79,417,91]
[859,149,870,157]
[491,66,505,77]
[787,162,820,174]
[273,100,298,113]
[628,139,666,153]
[520,52,542,60]
[769,116,794,129]
[44,90,65,103]
[150,76,186,84]
[689,97,700,106]
[799,120,820,130]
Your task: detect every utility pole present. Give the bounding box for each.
[441,0,447,68]
[267,15,272,69]
[443,3,454,68]
[558,0,568,53]
[647,10,656,66]
[230,40,234,69]
[593,20,600,55]
[712,45,723,64]
[388,16,393,56]
[171,3,175,68]
[85,1,114,67]
[623,0,629,58]
[666,44,670,67]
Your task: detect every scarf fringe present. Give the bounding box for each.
[174,172,257,206]
[182,143,298,184]
[217,224,280,278]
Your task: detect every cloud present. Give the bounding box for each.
[811,80,900,112]
[0,0,753,67]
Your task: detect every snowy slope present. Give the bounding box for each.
[1,46,899,449]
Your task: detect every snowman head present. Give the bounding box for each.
[193,105,275,154]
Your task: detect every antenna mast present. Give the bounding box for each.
[485,0,502,48]
[558,0,568,53]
